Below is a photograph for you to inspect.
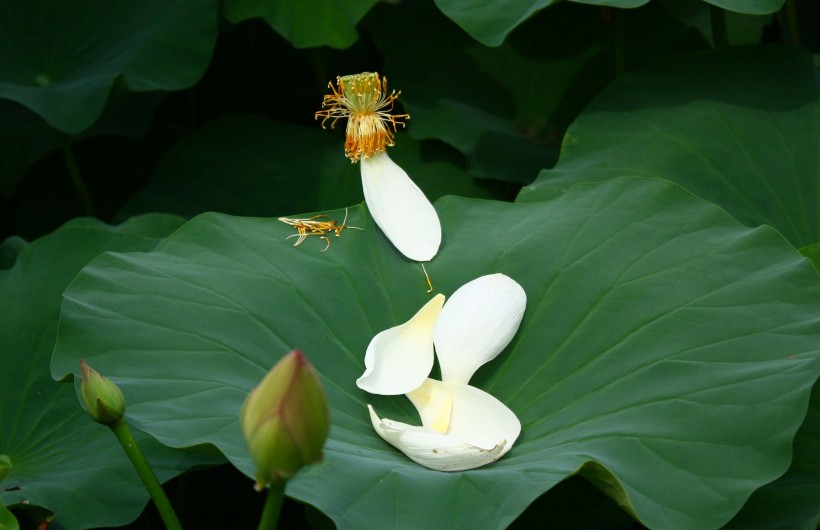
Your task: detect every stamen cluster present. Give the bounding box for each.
[315,72,409,162]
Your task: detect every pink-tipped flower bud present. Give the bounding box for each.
[241,350,330,490]
[79,360,126,425]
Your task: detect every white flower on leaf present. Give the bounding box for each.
[315,72,441,262]
[357,273,526,471]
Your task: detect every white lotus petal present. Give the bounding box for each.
[367,405,506,471]
[433,273,526,384]
[406,379,521,457]
[356,294,445,395]
[360,151,442,262]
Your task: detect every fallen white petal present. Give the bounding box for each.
[433,273,526,384]
[368,405,506,472]
[406,378,521,457]
[356,294,445,395]
[360,151,442,262]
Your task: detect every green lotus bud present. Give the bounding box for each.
[0,455,10,482]
[79,360,126,425]
[241,350,330,490]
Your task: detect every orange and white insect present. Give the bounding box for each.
[278,208,362,252]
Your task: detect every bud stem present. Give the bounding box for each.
[0,499,17,530]
[110,419,183,530]
[709,5,728,48]
[257,481,285,530]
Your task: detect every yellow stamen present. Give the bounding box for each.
[421,263,433,293]
[278,208,362,252]
[315,72,410,162]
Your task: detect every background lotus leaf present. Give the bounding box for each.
[704,0,785,15]
[432,0,565,47]
[0,0,216,134]
[222,0,379,49]
[117,114,495,220]
[368,1,706,184]
[0,237,26,270]
[575,0,784,9]
[367,1,565,184]
[660,0,775,46]
[0,90,165,196]
[0,215,222,530]
[51,177,819,530]
[433,0,784,46]
[518,45,820,249]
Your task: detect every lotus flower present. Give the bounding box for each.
[357,274,526,471]
[315,72,441,262]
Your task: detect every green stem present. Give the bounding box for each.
[614,9,625,75]
[709,5,728,48]
[59,134,95,217]
[785,0,800,45]
[257,481,285,530]
[110,419,182,530]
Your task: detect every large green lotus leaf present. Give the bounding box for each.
[367,1,706,184]
[118,114,495,220]
[222,0,378,49]
[0,214,223,529]
[518,45,820,249]
[722,379,820,530]
[51,177,819,529]
[0,0,216,134]
[433,0,784,46]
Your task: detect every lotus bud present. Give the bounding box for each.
[241,350,330,490]
[79,360,125,425]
